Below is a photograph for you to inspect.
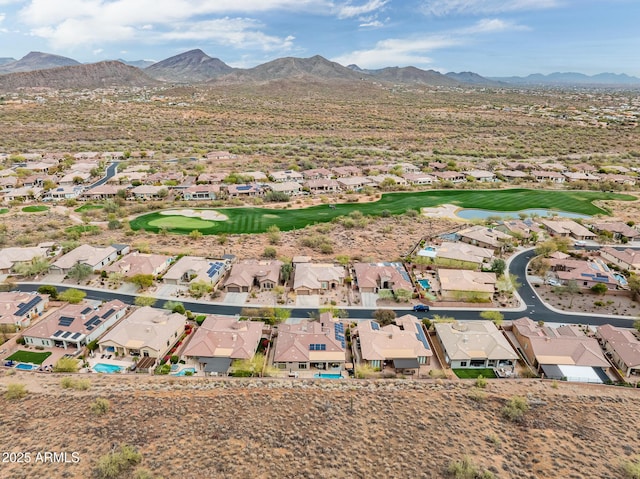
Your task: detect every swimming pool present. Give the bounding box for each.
[456,208,590,220]
[15,363,36,371]
[313,372,343,379]
[172,367,196,376]
[417,279,431,290]
[93,363,122,374]
[614,273,628,286]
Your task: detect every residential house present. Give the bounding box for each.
[538,162,567,172]
[226,184,262,198]
[98,306,185,359]
[418,241,493,269]
[0,176,18,191]
[433,320,518,371]
[331,165,362,177]
[600,173,636,186]
[367,174,408,187]
[438,269,496,302]
[265,181,302,196]
[353,262,413,294]
[223,260,282,292]
[50,244,118,273]
[42,186,84,201]
[2,186,43,203]
[336,176,372,191]
[540,219,596,241]
[293,263,345,295]
[182,184,219,201]
[108,172,147,185]
[596,324,640,378]
[130,185,166,200]
[0,244,55,273]
[531,170,565,183]
[591,221,639,242]
[305,178,340,193]
[563,172,601,182]
[428,161,447,171]
[511,317,610,382]
[431,171,466,183]
[464,170,497,182]
[196,172,226,184]
[495,219,543,242]
[302,168,333,180]
[162,256,229,287]
[355,315,432,373]
[600,247,640,273]
[548,257,621,290]
[0,292,49,328]
[402,172,435,185]
[273,315,346,372]
[394,162,420,174]
[104,252,174,278]
[457,225,512,252]
[59,171,91,186]
[82,184,124,200]
[496,170,529,181]
[182,316,265,376]
[23,300,127,351]
[270,170,304,183]
[242,171,269,182]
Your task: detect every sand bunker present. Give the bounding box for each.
[160,209,228,221]
[421,204,465,221]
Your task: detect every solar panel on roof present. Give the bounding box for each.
[71,333,82,340]
[101,308,115,318]
[62,331,72,338]
[58,316,74,327]
[15,296,42,316]
[81,307,92,315]
[53,330,64,337]
[87,326,94,331]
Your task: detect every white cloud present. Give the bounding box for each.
[422,0,560,16]
[333,36,459,68]
[359,20,384,28]
[0,13,5,22]
[336,0,389,19]
[460,18,529,34]
[92,48,103,55]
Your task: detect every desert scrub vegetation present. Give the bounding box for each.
[91,397,111,415]
[501,395,529,423]
[446,456,495,479]
[93,444,146,479]
[4,382,27,400]
[622,457,640,479]
[60,377,91,390]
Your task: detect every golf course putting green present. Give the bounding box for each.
[128,189,635,235]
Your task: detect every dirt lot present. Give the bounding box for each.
[0,371,638,479]
[537,285,638,317]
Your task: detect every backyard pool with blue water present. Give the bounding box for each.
[417,279,431,290]
[313,372,343,379]
[93,363,122,373]
[172,367,196,376]
[15,363,37,371]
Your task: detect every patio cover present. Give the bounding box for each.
[393,358,420,369]
[541,364,606,384]
[201,357,232,374]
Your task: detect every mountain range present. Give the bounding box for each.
[0,49,639,90]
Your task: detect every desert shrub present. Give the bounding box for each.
[93,444,142,479]
[501,395,529,423]
[355,363,378,379]
[61,377,91,390]
[4,383,27,400]
[622,457,640,479]
[467,389,487,403]
[53,357,80,373]
[447,456,495,479]
[475,375,487,389]
[91,397,111,415]
[373,309,396,325]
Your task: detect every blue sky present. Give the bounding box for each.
[0,0,638,76]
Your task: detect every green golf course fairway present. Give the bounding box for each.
[129,189,635,235]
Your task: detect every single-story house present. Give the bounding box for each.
[438,269,496,302]
[591,222,639,242]
[336,176,372,191]
[531,170,565,183]
[302,168,333,180]
[332,165,362,177]
[305,178,340,193]
[457,225,512,251]
[464,170,497,182]
[0,292,49,328]
[273,315,346,372]
[50,244,118,273]
[433,320,518,371]
[596,324,640,378]
[182,184,219,201]
[549,258,621,290]
[129,185,166,200]
[265,181,303,196]
[293,263,345,295]
[81,184,124,200]
[270,170,304,183]
[162,256,228,286]
[600,247,640,273]
[402,172,435,185]
[353,262,413,294]
[23,300,127,351]
[418,241,493,269]
[431,171,466,183]
[98,306,185,359]
[540,219,596,241]
[226,184,262,197]
[103,252,174,278]
[355,315,432,373]
[223,260,282,293]
[181,316,265,376]
[0,244,55,273]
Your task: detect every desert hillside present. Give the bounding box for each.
[1,372,638,479]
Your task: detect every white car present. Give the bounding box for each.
[574,240,587,246]
[547,278,560,286]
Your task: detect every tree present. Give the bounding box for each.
[480,310,504,326]
[373,309,396,325]
[564,279,581,307]
[591,283,608,295]
[266,224,281,245]
[529,256,550,276]
[629,275,640,301]
[280,261,293,284]
[13,256,50,277]
[128,274,154,290]
[37,285,58,299]
[67,262,93,283]
[231,353,268,377]
[163,301,185,314]
[189,229,203,240]
[134,296,156,307]
[263,246,277,259]
[58,288,86,304]
[490,258,506,276]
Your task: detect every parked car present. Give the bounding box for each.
[547,278,560,286]
[574,240,586,246]
[412,304,430,312]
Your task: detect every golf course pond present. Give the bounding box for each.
[128,189,635,235]
[455,208,591,220]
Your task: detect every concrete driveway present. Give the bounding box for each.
[295,295,320,307]
[223,292,249,305]
[361,292,379,308]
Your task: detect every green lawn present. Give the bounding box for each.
[129,189,635,235]
[7,350,52,365]
[21,205,49,213]
[453,368,497,379]
[0,208,8,214]
[75,204,104,212]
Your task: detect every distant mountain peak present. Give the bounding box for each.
[0,51,80,74]
[144,49,233,82]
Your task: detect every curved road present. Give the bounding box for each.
[16,249,636,328]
